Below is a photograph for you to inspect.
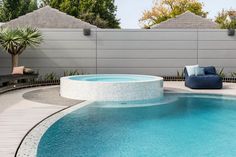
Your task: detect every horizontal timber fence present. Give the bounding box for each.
[0,29,236,77]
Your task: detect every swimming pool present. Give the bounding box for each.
[60,74,163,101]
[36,93,236,157]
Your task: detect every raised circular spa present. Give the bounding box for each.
[60,74,163,101]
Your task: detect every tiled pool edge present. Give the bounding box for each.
[60,75,163,101]
[15,101,93,157]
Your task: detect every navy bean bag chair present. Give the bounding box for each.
[184,66,223,89]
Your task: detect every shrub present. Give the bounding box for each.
[43,72,59,81]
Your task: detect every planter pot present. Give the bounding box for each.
[228,29,235,36]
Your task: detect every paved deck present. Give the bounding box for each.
[1,82,236,157]
[0,86,81,157]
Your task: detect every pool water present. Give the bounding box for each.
[69,74,158,82]
[37,93,236,157]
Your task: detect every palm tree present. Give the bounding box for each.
[0,27,43,72]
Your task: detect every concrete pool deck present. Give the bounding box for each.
[1,82,236,157]
[0,86,82,157]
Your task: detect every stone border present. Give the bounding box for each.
[15,101,93,157]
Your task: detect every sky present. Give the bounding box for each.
[115,0,236,28]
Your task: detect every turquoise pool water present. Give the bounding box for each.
[37,93,236,157]
[69,74,158,82]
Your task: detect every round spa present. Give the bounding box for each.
[60,74,163,101]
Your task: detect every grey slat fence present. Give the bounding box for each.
[0,29,235,77]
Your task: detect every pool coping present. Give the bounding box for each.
[66,74,163,83]
[15,101,93,157]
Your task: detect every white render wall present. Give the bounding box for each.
[0,29,235,76]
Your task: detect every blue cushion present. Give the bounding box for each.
[195,67,205,76]
[204,66,216,75]
[185,75,222,89]
[184,66,223,89]
[186,65,199,76]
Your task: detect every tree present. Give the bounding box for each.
[0,0,38,22]
[0,27,43,71]
[79,0,120,28]
[215,9,236,29]
[225,20,236,29]
[79,12,109,28]
[41,0,80,17]
[42,0,120,28]
[140,0,208,28]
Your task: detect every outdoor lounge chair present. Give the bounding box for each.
[184,66,223,89]
[0,73,38,86]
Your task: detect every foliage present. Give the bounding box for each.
[215,9,236,29]
[230,72,236,78]
[215,9,228,29]
[63,69,81,76]
[79,12,109,28]
[0,0,38,22]
[217,68,225,78]
[224,20,236,29]
[177,69,184,77]
[43,70,86,81]
[41,0,120,28]
[43,72,59,81]
[140,0,208,28]
[0,27,42,70]
[80,0,120,28]
[41,0,80,17]
[0,27,42,55]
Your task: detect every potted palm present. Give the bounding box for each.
[0,27,43,72]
